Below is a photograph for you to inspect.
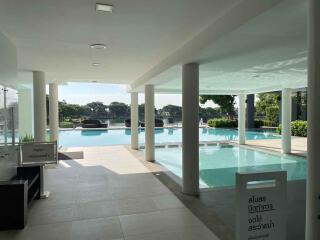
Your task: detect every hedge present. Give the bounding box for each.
[208,118,274,128]
[59,121,74,128]
[277,120,307,137]
[262,120,278,127]
[207,119,237,128]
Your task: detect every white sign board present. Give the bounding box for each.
[236,171,287,240]
[20,142,57,165]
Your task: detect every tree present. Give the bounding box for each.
[256,92,281,124]
[256,92,280,116]
[200,95,236,119]
[160,105,182,118]
[108,102,130,118]
[86,102,107,113]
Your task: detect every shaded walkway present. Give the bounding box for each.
[0,145,218,240]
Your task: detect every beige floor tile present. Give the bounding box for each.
[71,217,123,240]
[28,204,73,226]
[12,222,72,240]
[75,189,114,203]
[152,194,185,210]
[119,208,202,237]
[124,231,180,240]
[73,200,119,221]
[177,225,220,240]
[117,197,158,215]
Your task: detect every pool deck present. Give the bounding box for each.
[243,136,307,157]
[1,145,219,240]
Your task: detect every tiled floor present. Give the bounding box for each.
[0,145,219,240]
[244,136,307,157]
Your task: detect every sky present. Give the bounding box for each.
[57,83,218,109]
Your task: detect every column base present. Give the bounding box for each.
[40,191,50,199]
[182,190,200,197]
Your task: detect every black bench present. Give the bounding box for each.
[0,166,41,230]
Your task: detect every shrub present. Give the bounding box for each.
[277,120,307,137]
[262,120,278,127]
[19,134,34,143]
[266,106,280,124]
[207,118,237,128]
[59,121,74,128]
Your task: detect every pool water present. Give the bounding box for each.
[58,128,280,147]
[155,145,306,188]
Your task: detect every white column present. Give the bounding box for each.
[238,94,246,145]
[306,0,320,238]
[131,92,139,150]
[182,63,199,196]
[145,85,155,161]
[18,88,34,137]
[49,83,59,142]
[33,71,47,142]
[281,88,291,154]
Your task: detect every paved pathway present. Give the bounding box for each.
[0,145,219,240]
[244,136,307,157]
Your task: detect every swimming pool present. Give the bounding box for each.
[57,128,280,147]
[155,145,306,188]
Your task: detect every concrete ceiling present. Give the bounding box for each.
[0,0,239,85]
[131,0,308,94]
[0,0,308,94]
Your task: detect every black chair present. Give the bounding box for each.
[124,119,141,127]
[81,119,108,128]
[140,119,163,127]
[155,118,164,127]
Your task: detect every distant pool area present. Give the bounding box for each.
[155,145,307,188]
[57,128,280,147]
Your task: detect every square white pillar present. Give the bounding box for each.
[131,92,139,150]
[144,85,155,161]
[281,88,292,154]
[18,88,34,138]
[238,94,246,145]
[182,63,199,196]
[306,0,320,238]
[49,83,59,142]
[33,71,47,142]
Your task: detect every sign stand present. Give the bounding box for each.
[236,171,287,240]
[39,165,50,199]
[19,141,58,199]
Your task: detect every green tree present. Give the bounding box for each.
[108,102,130,118]
[200,95,236,119]
[256,92,280,117]
[160,105,182,118]
[86,102,107,113]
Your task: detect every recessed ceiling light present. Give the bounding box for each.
[96,3,113,13]
[90,44,107,50]
[92,63,101,66]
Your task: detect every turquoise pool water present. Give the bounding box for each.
[155,145,306,188]
[58,128,280,147]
